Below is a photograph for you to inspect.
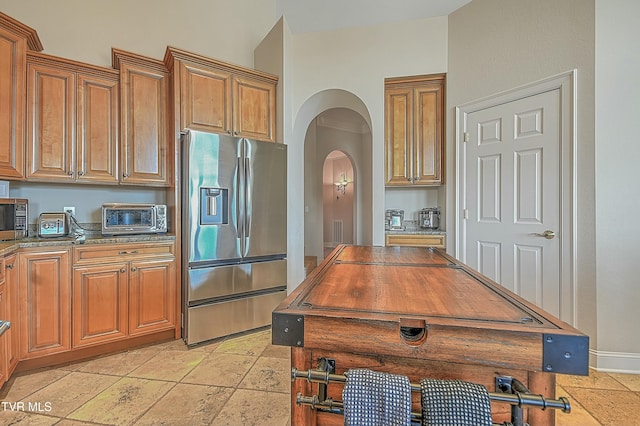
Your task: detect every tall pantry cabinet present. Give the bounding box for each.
[0,13,42,180]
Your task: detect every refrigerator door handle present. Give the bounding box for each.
[244,157,252,241]
[237,156,245,242]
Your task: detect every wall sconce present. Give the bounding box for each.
[335,173,350,195]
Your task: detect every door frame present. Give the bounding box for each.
[455,70,577,324]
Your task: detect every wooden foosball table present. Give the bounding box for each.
[273,245,588,425]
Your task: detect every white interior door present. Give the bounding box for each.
[458,75,573,322]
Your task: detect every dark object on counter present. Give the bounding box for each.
[38,212,70,238]
[419,207,440,229]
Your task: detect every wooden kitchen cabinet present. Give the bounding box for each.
[385,74,445,186]
[164,47,277,142]
[0,256,7,387]
[113,49,171,186]
[4,254,19,376]
[19,248,71,360]
[385,233,445,248]
[72,241,176,346]
[72,262,129,348]
[0,13,42,180]
[26,52,119,183]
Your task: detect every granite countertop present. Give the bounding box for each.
[0,232,176,257]
[385,220,446,235]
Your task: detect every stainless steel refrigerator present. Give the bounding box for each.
[181,130,287,346]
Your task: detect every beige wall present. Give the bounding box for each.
[594,0,640,372]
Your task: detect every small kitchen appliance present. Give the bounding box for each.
[385,209,404,230]
[419,207,441,230]
[0,198,28,240]
[38,212,70,238]
[101,203,167,235]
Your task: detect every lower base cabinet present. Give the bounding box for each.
[385,233,445,248]
[19,248,72,360]
[72,242,176,348]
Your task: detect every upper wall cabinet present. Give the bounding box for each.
[0,13,42,180]
[26,52,119,183]
[164,47,278,142]
[385,74,445,186]
[113,49,170,186]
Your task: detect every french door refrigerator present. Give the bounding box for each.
[181,130,287,346]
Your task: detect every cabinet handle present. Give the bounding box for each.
[226,130,232,135]
[118,250,139,255]
[5,264,13,270]
[123,173,128,178]
[131,267,137,272]
[79,170,85,176]
[120,268,126,273]
[68,171,74,176]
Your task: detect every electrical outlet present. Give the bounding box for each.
[64,206,75,217]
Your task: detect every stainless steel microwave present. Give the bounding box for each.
[101,203,167,236]
[0,198,28,240]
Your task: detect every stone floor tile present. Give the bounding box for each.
[135,383,234,425]
[127,349,206,382]
[555,384,601,425]
[214,329,271,356]
[0,368,69,401]
[19,371,120,417]
[0,410,60,425]
[557,369,627,390]
[181,352,256,387]
[74,348,159,376]
[210,388,290,426]
[66,377,174,425]
[561,386,640,426]
[261,342,292,359]
[239,356,292,393]
[608,372,640,391]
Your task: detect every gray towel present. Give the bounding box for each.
[420,379,492,426]
[342,368,412,426]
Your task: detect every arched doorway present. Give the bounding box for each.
[303,106,371,270]
[322,150,355,257]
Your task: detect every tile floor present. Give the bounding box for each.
[0,328,638,425]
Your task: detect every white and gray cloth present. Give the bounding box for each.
[420,378,493,426]
[342,368,412,426]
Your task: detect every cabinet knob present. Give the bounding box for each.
[226,130,232,135]
[123,173,128,178]
[79,171,85,176]
[68,171,74,176]
[120,268,126,273]
[5,264,13,270]
[131,267,137,272]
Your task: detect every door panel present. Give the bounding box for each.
[464,89,561,316]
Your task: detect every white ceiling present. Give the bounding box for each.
[277,0,472,34]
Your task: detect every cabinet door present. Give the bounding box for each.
[19,249,71,359]
[385,86,413,185]
[128,258,175,336]
[118,59,170,186]
[0,282,7,388]
[233,76,276,142]
[26,62,76,181]
[414,83,444,185]
[76,74,119,183]
[72,263,128,348]
[0,27,26,179]
[180,62,232,134]
[5,254,18,375]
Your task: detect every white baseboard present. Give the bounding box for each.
[589,349,640,374]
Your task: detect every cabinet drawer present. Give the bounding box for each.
[385,234,445,248]
[73,242,175,264]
